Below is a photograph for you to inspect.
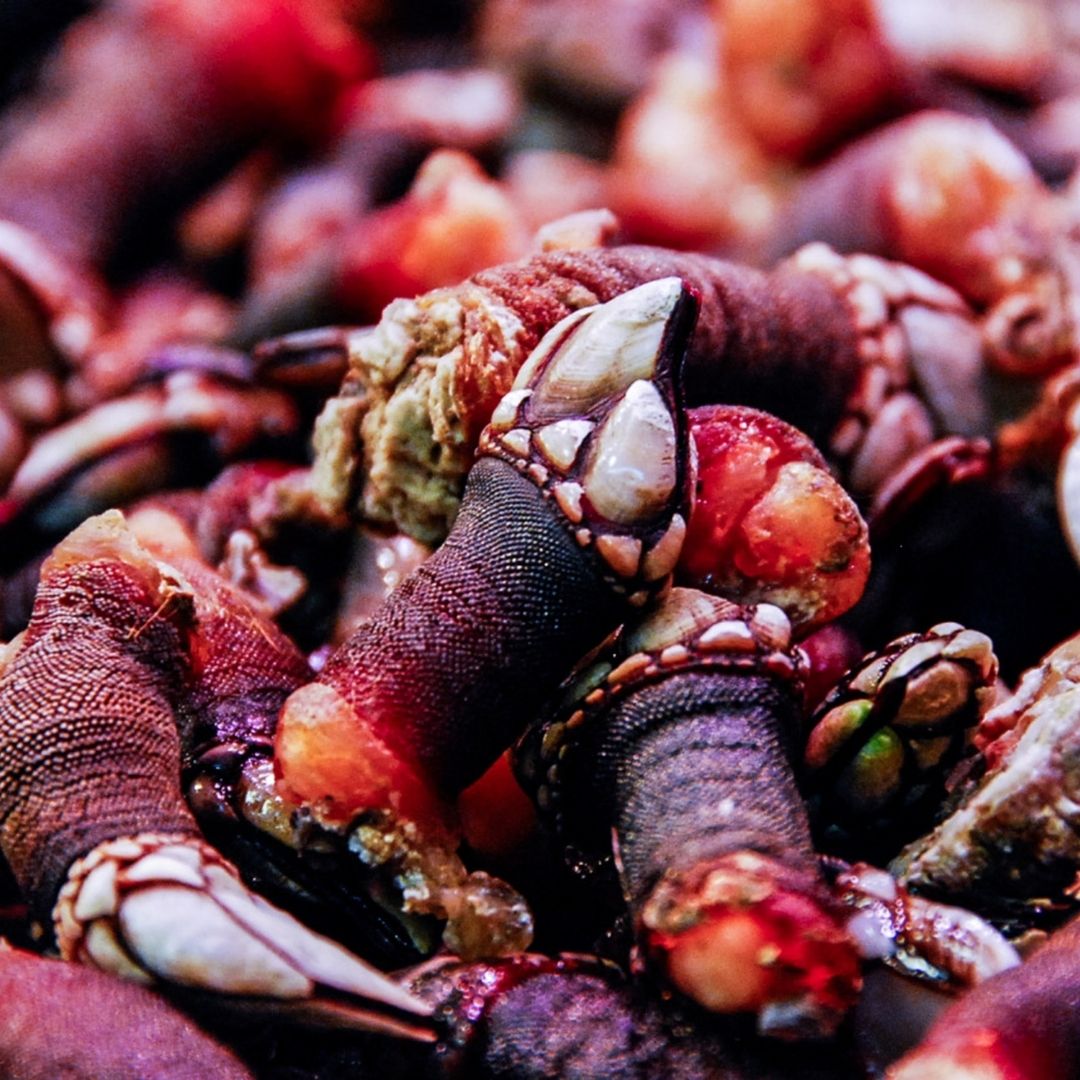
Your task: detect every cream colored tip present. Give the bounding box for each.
[127,505,202,563]
[45,510,150,574]
[663,913,772,1013]
[889,1051,1006,1080]
[42,509,191,605]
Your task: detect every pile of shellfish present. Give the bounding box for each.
[3,2,1080,1078]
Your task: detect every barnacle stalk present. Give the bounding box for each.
[273,279,696,844]
[0,512,434,1039]
[516,588,861,1038]
[0,943,253,1079]
[283,951,858,1079]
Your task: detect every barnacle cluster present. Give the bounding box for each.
[3,2,1080,1078]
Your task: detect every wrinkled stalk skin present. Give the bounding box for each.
[564,672,813,907]
[469,246,861,445]
[319,458,627,795]
[0,945,253,1080]
[473,968,844,1080]
[516,588,860,1031]
[474,969,715,1080]
[0,556,197,925]
[891,915,1080,1079]
[290,955,854,1079]
[172,553,426,966]
[175,556,311,766]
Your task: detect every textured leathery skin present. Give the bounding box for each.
[175,555,310,763]
[558,669,815,907]
[318,458,625,794]
[262,954,853,1077]
[0,945,252,1079]
[471,246,861,444]
[0,558,197,924]
[479,966,849,1079]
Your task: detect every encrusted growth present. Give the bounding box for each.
[893,629,1080,915]
[804,622,998,860]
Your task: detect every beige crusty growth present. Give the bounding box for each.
[308,243,978,546]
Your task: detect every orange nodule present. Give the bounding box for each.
[457,751,538,858]
[664,910,775,1012]
[274,681,456,841]
[650,888,861,1022]
[719,0,894,161]
[679,406,870,633]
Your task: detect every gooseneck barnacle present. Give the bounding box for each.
[273,280,697,837]
[831,862,1019,990]
[803,622,999,861]
[7,6,1080,1072]
[0,371,303,570]
[0,0,363,367]
[892,628,1080,921]
[477,278,694,600]
[0,512,434,1040]
[768,109,1078,378]
[124,502,427,965]
[516,587,861,1038]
